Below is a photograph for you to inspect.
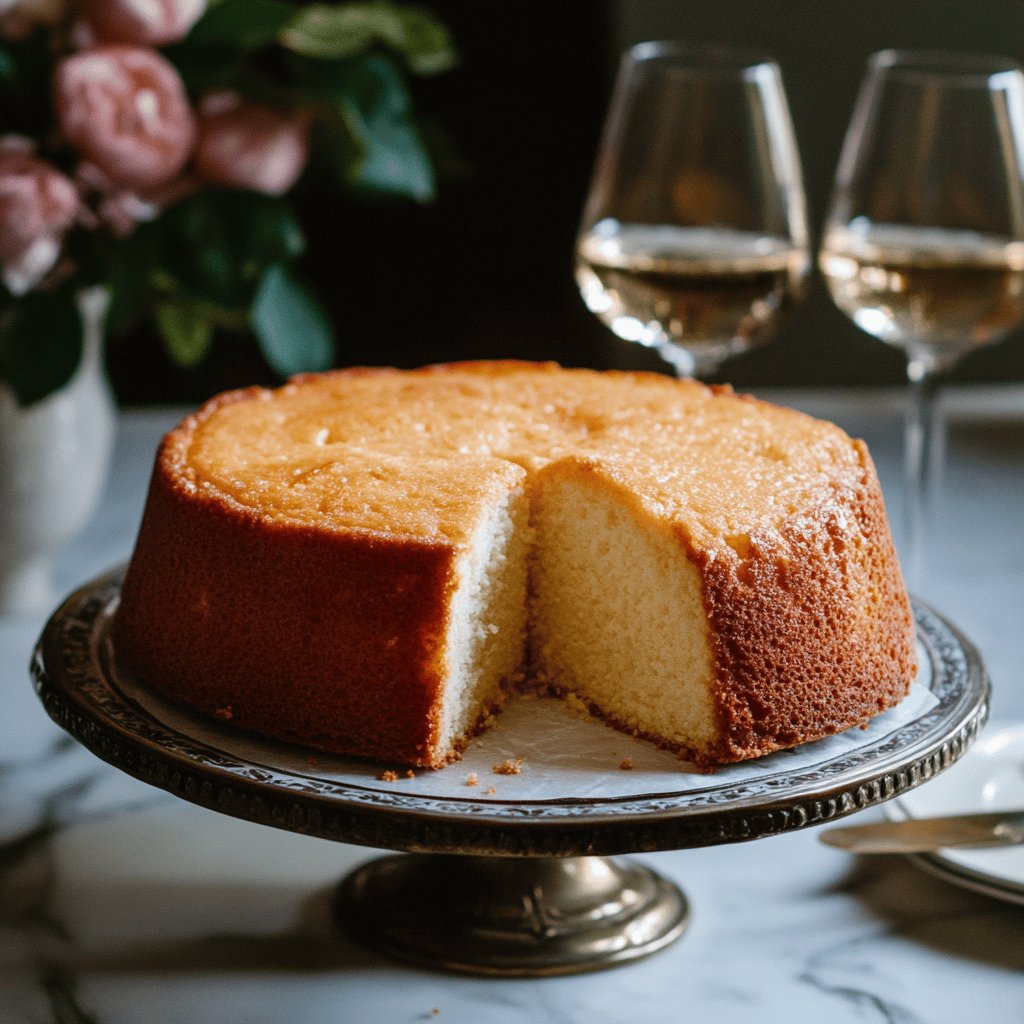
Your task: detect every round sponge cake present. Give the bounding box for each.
[114,361,916,768]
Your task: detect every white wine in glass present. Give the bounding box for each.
[820,50,1024,588]
[576,43,809,379]
[821,222,1024,368]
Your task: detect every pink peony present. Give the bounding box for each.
[0,141,79,294]
[194,93,310,197]
[54,45,196,191]
[80,0,207,47]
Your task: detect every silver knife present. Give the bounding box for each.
[820,810,1024,853]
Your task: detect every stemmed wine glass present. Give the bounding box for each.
[575,42,810,379]
[820,50,1024,588]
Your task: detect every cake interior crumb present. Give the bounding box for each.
[492,757,523,775]
[465,773,478,786]
[378,769,399,782]
[619,757,634,770]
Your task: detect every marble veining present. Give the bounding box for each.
[2,395,1024,1023]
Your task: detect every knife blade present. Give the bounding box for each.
[820,810,1024,854]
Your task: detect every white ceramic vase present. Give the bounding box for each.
[0,288,116,614]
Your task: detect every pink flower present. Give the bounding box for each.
[54,45,196,191]
[194,93,310,197]
[79,0,207,47]
[75,158,197,237]
[0,141,79,294]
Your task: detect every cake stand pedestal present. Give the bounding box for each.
[32,569,988,976]
[338,853,687,976]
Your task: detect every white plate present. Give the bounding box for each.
[888,723,1024,904]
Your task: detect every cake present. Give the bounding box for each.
[114,361,916,768]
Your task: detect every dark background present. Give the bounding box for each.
[108,0,1024,405]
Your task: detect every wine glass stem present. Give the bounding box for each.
[903,356,944,593]
[657,344,721,380]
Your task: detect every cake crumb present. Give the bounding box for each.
[562,692,590,718]
[430,1010,440,1018]
[405,769,416,779]
[619,758,634,770]
[465,773,479,787]
[377,770,399,782]
[214,706,234,721]
[485,786,497,795]
[492,758,523,776]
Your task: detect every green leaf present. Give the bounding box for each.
[160,192,306,309]
[0,288,82,407]
[310,104,365,183]
[282,2,456,73]
[156,304,215,367]
[251,265,334,377]
[282,4,392,60]
[308,55,435,200]
[356,116,434,200]
[186,0,296,49]
[390,7,458,75]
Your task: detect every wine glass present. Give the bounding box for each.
[575,42,810,379]
[820,50,1024,587]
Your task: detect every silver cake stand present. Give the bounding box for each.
[32,568,989,977]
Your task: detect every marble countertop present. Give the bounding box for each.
[2,388,1022,1024]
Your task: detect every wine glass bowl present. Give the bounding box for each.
[820,49,1024,585]
[821,222,1024,374]
[575,42,810,379]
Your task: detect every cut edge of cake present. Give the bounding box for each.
[431,480,532,766]
[529,457,720,760]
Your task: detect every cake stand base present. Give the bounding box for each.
[336,853,689,976]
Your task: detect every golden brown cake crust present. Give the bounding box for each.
[114,389,462,767]
[115,361,916,768]
[693,440,915,762]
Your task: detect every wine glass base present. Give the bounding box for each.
[335,853,690,976]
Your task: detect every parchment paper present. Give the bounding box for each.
[120,646,937,804]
